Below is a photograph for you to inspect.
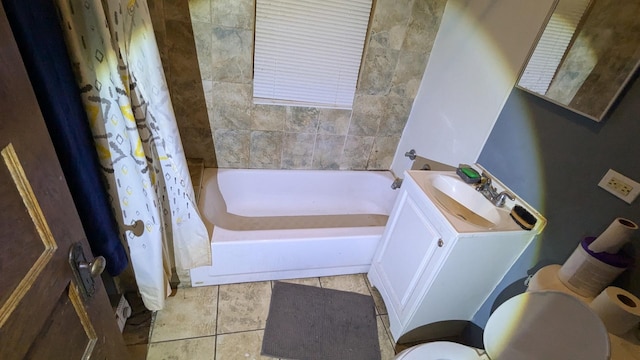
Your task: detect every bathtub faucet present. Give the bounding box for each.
[391,178,403,190]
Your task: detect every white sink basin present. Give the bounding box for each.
[426,174,502,228]
[410,171,517,230]
[406,169,545,233]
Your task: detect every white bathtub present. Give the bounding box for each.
[190,168,398,286]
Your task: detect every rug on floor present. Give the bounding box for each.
[261,281,381,360]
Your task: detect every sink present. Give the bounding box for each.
[416,173,506,229]
[405,169,545,233]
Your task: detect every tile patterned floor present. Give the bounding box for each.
[145,274,397,359]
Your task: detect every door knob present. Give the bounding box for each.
[78,256,106,278]
[69,242,106,299]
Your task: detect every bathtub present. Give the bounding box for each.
[190,168,398,286]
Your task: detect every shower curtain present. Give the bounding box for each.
[55,0,211,310]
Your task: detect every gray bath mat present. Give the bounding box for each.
[261,281,381,360]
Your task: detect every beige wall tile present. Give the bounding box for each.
[318,108,352,135]
[167,0,444,170]
[358,47,400,95]
[369,26,409,51]
[378,96,413,136]
[211,0,255,29]
[165,19,197,55]
[211,27,253,83]
[179,126,217,167]
[213,129,250,167]
[188,0,211,23]
[217,281,272,333]
[402,0,447,53]
[370,0,414,50]
[312,135,346,170]
[349,95,385,136]
[389,51,429,98]
[162,0,192,22]
[151,10,218,166]
[191,21,213,81]
[368,136,400,170]
[250,131,283,168]
[281,133,316,169]
[285,107,320,133]
[170,77,210,129]
[340,136,374,170]
[211,82,253,129]
[252,104,286,131]
[202,80,215,121]
[164,23,211,125]
[166,32,203,100]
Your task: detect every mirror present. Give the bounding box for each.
[516,0,640,121]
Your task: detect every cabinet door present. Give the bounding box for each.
[374,192,442,322]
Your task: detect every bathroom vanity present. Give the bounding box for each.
[368,169,545,342]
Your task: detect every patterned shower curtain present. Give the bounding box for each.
[55,0,211,310]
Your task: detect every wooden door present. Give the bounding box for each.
[0,4,129,359]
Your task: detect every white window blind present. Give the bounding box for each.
[519,0,592,95]
[253,0,373,109]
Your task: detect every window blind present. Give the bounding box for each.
[253,0,373,109]
[519,0,592,95]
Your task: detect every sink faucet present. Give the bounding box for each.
[475,173,515,207]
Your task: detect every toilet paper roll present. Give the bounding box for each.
[588,218,638,253]
[558,238,632,298]
[590,287,640,336]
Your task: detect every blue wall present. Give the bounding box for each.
[472,74,640,326]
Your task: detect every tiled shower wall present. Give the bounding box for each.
[149,0,446,170]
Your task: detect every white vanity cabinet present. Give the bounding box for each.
[368,170,543,342]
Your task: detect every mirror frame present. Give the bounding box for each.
[516,0,640,122]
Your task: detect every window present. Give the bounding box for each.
[518,0,592,95]
[253,0,373,109]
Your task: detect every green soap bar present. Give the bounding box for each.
[456,166,481,184]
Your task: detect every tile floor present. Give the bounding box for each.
[145,274,397,359]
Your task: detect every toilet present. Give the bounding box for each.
[527,264,640,358]
[526,264,595,303]
[393,290,610,360]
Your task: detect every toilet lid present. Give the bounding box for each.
[484,291,610,360]
[527,265,594,303]
[395,341,485,360]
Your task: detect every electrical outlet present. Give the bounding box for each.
[598,169,640,204]
[607,177,632,196]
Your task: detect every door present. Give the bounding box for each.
[0,4,128,359]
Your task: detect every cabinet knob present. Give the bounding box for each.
[437,239,444,247]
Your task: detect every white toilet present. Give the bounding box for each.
[393,290,610,360]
